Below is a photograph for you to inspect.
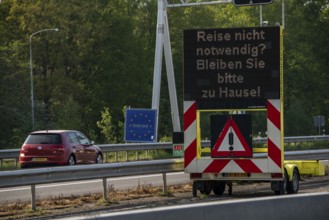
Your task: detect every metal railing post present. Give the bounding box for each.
[31,184,36,210]
[102,178,108,201]
[162,172,167,194]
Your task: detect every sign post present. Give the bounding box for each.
[314,116,325,135]
[173,132,184,157]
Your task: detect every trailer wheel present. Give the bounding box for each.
[192,182,197,197]
[284,169,288,191]
[213,182,226,195]
[274,181,285,195]
[200,181,212,195]
[287,168,299,194]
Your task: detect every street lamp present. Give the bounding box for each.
[29,28,59,130]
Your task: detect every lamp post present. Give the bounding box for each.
[29,28,59,130]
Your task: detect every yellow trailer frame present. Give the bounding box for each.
[284,160,325,180]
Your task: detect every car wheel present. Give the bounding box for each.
[96,153,103,164]
[67,155,76,166]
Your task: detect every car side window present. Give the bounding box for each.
[76,132,90,145]
[67,133,79,145]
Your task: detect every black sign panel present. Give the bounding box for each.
[184,27,281,109]
[233,0,273,6]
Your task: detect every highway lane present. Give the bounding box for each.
[0,172,190,203]
[57,192,329,220]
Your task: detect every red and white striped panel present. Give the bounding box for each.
[184,99,282,174]
[184,101,197,170]
[267,99,283,172]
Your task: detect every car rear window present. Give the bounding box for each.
[24,134,62,144]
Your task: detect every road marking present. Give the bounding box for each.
[59,192,329,220]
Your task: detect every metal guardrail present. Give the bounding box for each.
[1,135,329,162]
[253,135,329,144]
[284,149,329,160]
[1,149,329,188]
[0,149,20,159]
[1,149,328,188]
[0,149,329,210]
[0,159,183,210]
[0,159,184,188]
[98,142,172,152]
[253,149,329,160]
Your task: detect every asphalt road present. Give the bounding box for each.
[0,172,191,204]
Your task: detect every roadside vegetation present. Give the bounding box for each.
[1,0,329,149]
[0,183,192,220]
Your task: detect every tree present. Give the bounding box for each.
[96,107,118,143]
[284,0,329,134]
[0,0,31,148]
[1,0,329,149]
[285,98,313,135]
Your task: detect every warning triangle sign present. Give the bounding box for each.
[211,118,252,158]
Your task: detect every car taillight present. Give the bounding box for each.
[19,149,25,157]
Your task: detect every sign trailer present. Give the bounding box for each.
[183,25,325,196]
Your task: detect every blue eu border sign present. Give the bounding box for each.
[124,109,157,143]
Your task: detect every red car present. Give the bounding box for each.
[19,130,103,168]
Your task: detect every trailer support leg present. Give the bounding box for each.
[227,181,233,195]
